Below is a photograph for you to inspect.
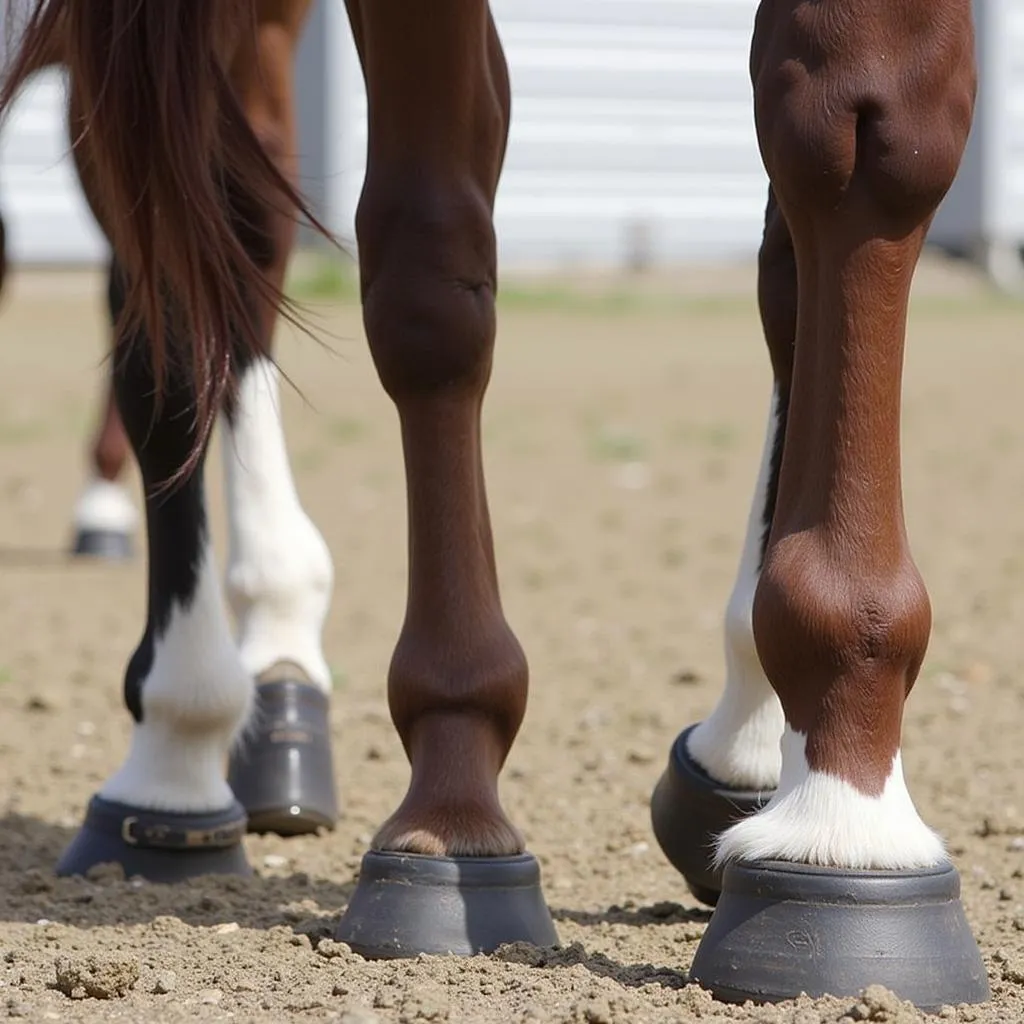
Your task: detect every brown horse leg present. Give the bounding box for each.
[689,0,987,1007]
[650,187,794,904]
[333,0,555,957]
[71,263,137,559]
[220,4,339,836]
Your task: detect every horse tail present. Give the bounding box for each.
[0,1,329,479]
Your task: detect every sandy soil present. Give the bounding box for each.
[0,257,1022,1022]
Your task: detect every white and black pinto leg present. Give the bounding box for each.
[57,262,252,882]
[650,388,785,906]
[222,356,339,835]
[71,262,138,561]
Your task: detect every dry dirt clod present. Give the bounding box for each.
[152,971,177,995]
[54,956,139,1000]
[399,982,450,1022]
[84,862,126,885]
[336,1006,382,1024]
[317,939,354,960]
[841,984,920,1022]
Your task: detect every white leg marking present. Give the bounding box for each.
[222,358,333,691]
[100,544,253,812]
[687,390,784,790]
[715,725,947,870]
[73,476,138,535]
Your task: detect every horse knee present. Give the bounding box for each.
[752,3,976,232]
[357,182,498,401]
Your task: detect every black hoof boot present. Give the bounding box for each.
[71,528,134,561]
[650,724,773,906]
[335,851,559,959]
[690,860,990,1010]
[55,795,251,882]
[227,678,338,836]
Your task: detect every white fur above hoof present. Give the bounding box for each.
[714,727,947,872]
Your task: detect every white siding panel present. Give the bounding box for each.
[335,0,767,269]
[0,0,767,270]
[0,70,107,265]
[994,3,1024,234]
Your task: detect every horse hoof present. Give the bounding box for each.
[650,724,772,906]
[335,850,558,958]
[690,859,990,1009]
[227,679,338,836]
[55,795,252,883]
[71,528,134,561]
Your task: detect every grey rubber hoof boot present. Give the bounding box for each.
[228,679,338,836]
[650,724,773,906]
[56,795,252,883]
[71,528,134,561]
[335,851,559,959]
[690,860,990,1010]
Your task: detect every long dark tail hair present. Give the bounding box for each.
[0,1,330,477]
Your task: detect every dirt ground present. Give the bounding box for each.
[0,254,1023,1022]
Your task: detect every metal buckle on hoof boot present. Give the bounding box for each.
[334,850,559,959]
[227,678,339,836]
[55,795,253,883]
[690,859,991,1011]
[650,724,773,906]
[71,528,134,561]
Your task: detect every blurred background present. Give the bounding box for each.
[1,0,1021,286]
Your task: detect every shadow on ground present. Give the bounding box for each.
[552,902,711,929]
[496,939,689,989]
[0,813,355,932]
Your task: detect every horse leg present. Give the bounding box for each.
[332,0,556,957]
[651,187,792,904]
[219,6,339,837]
[71,260,137,560]
[56,258,253,881]
[689,0,988,1007]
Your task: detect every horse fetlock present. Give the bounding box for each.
[139,656,253,739]
[373,799,524,859]
[755,534,930,692]
[372,708,526,858]
[101,715,244,814]
[387,619,529,757]
[108,630,252,814]
[752,532,930,792]
[374,746,524,859]
[715,725,946,871]
[129,544,254,753]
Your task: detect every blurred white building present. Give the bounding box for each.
[0,0,768,270]
[0,0,1017,279]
